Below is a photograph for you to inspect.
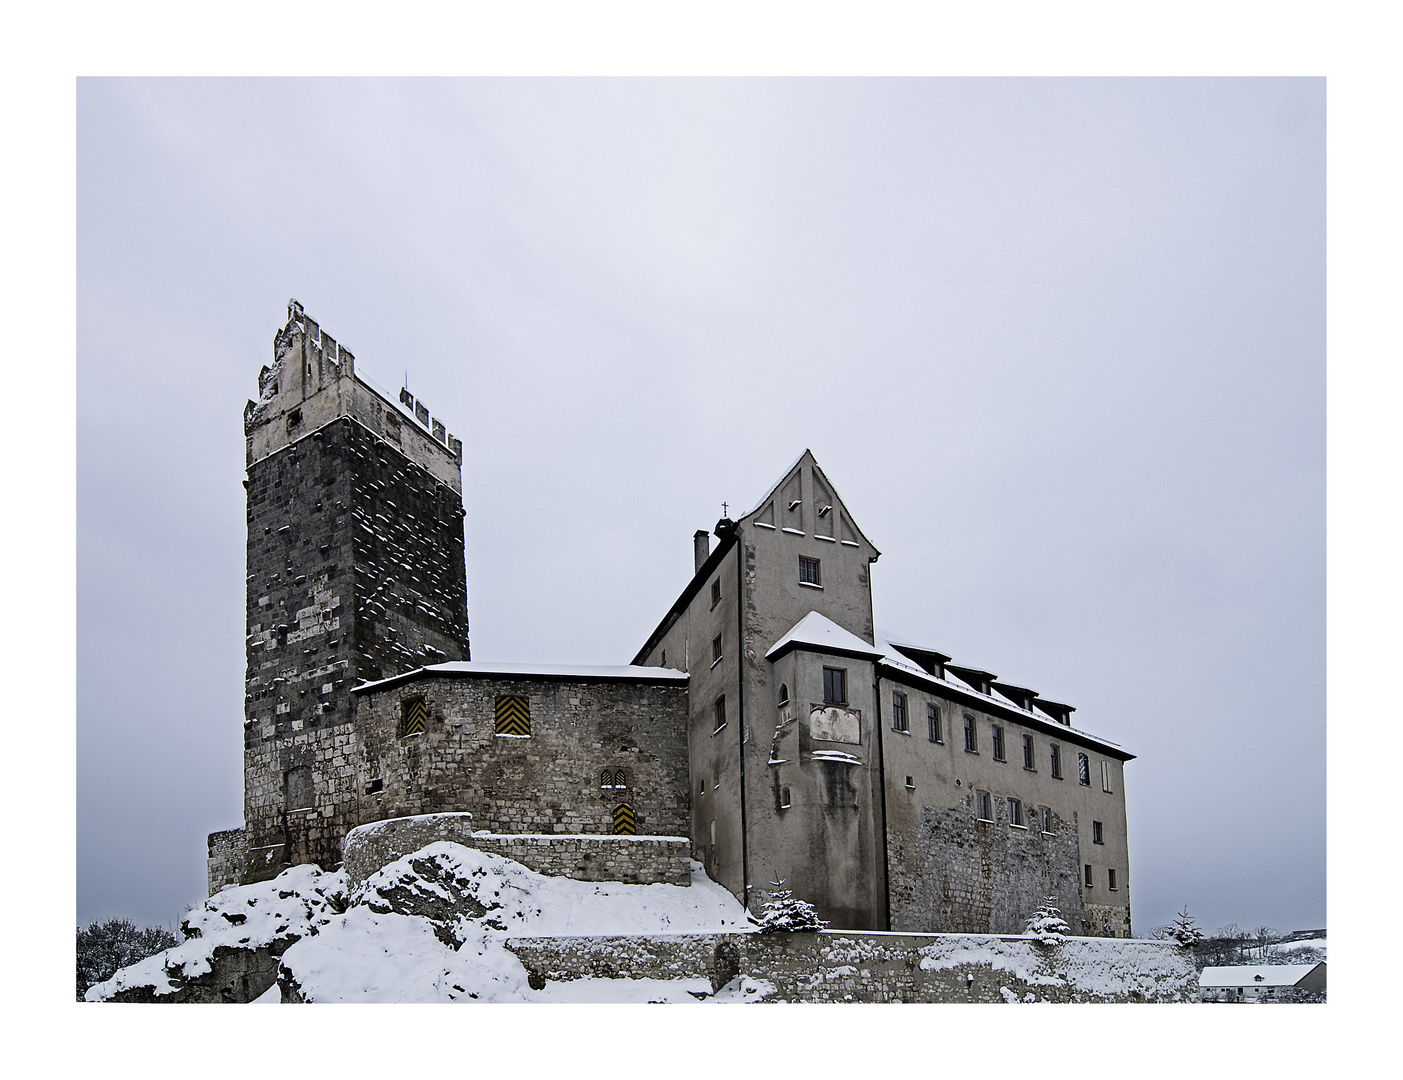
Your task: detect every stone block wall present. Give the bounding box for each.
[351,673,691,838]
[506,930,1198,1003]
[207,829,247,895]
[342,815,691,886]
[885,798,1084,935]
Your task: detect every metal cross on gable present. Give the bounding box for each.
[722,502,729,517]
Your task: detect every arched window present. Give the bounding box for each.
[778,683,789,705]
[600,769,612,789]
[614,768,627,789]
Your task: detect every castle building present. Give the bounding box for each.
[210,302,1134,939]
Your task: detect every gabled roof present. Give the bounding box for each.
[1199,963,1325,988]
[765,611,887,663]
[739,449,881,559]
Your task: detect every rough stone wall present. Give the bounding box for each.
[885,798,1084,936]
[352,675,691,838]
[240,414,468,879]
[207,829,247,895]
[506,931,1198,1003]
[342,816,690,886]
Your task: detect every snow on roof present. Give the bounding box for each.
[765,611,885,661]
[356,661,688,693]
[1198,964,1324,988]
[873,629,1130,758]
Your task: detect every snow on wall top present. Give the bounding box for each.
[765,611,885,661]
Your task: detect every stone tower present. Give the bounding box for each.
[237,300,469,881]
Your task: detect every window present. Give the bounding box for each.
[963,713,978,753]
[991,725,1005,761]
[778,683,789,706]
[1008,797,1024,827]
[799,556,821,586]
[1078,753,1091,786]
[1108,868,1118,891]
[614,769,627,789]
[711,634,723,666]
[660,648,666,666]
[400,697,427,737]
[905,775,915,789]
[823,667,847,705]
[494,695,530,736]
[927,703,943,742]
[1085,864,1094,888]
[976,791,992,821]
[699,777,707,796]
[1102,760,1114,793]
[1050,743,1063,779]
[1039,806,1052,834]
[779,785,791,809]
[1092,820,1104,844]
[711,579,722,608]
[891,691,908,732]
[601,769,613,789]
[713,696,727,734]
[1022,734,1035,770]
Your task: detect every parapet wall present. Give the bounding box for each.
[343,814,691,886]
[506,930,1198,1003]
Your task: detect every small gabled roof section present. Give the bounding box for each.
[887,642,953,677]
[946,664,998,692]
[766,611,886,664]
[1033,698,1076,726]
[991,680,1039,710]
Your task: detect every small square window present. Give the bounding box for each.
[976,791,992,821]
[711,579,722,608]
[1084,864,1094,888]
[1108,868,1118,891]
[822,667,847,705]
[1022,734,1035,770]
[1092,820,1104,844]
[799,556,821,586]
[1008,797,1024,827]
[927,703,943,743]
[991,725,1005,761]
[713,696,727,733]
[1050,743,1063,779]
[963,713,978,753]
[712,634,723,666]
[891,691,908,732]
[1078,753,1091,786]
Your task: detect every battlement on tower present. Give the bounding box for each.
[244,300,464,494]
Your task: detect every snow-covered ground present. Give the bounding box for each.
[89,844,759,1003]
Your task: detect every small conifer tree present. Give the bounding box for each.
[1024,896,1071,946]
[754,882,828,933]
[1165,906,1204,948]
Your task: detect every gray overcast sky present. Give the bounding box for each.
[77,77,1323,935]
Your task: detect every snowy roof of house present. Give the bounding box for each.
[354,661,689,694]
[765,611,886,662]
[1198,963,1324,988]
[874,629,1133,761]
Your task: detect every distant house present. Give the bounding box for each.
[1200,962,1326,1002]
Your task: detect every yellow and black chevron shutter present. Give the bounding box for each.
[612,803,636,835]
[402,698,427,736]
[495,695,530,736]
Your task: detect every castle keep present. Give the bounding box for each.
[211,302,1135,940]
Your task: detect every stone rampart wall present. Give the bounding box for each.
[207,829,247,895]
[342,814,691,886]
[506,930,1197,1003]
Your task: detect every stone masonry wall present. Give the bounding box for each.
[241,415,468,879]
[887,797,1084,936]
[207,829,247,895]
[506,931,1198,1003]
[352,675,691,838]
[342,815,690,886]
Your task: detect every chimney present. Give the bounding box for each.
[693,530,711,573]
